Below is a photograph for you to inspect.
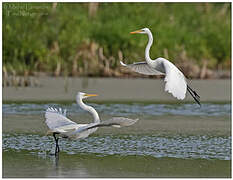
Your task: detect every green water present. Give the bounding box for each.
[3,150,230,178]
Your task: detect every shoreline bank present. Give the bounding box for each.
[3,77,231,103]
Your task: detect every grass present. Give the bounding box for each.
[3,2,231,77]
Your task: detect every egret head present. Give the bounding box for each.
[77,92,98,100]
[130,28,150,34]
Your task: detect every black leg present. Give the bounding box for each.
[187,85,201,107]
[53,133,60,156]
[56,137,60,153]
[55,137,59,155]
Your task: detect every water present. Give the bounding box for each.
[3,102,231,116]
[3,133,231,160]
[2,102,231,177]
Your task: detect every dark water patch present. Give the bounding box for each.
[3,133,231,160]
[3,103,231,116]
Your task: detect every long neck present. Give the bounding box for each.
[78,98,100,123]
[145,31,154,65]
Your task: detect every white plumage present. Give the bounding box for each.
[121,28,200,105]
[45,92,138,140]
[45,107,76,130]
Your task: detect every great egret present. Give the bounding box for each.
[45,92,138,156]
[120,28,201,106]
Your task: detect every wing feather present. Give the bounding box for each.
[72,117,138,134]
[158,58,187,100]
[45,107,77,130]
[120,61,164,75]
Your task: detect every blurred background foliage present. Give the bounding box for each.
[3,2,231,79]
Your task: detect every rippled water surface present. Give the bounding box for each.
[3,133,231,160]
[3,103,231,116]
[3,102,231,177]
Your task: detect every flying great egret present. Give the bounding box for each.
[120,28,201,106]
[45,92,138,156]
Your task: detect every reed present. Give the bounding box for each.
[3,2,231,80]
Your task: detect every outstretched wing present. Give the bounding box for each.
[121,58,186,100]
[72,117,138,134]
[120,61,164,75]
[45,107,77,130]
[157,58,187,100]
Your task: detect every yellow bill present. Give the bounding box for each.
[130,29,142,34]
[85,93,98,97]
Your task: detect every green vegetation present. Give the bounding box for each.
[3,2,231,78]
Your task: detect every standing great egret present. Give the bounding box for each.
[120,28,201,106]
[45,92,138,156]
